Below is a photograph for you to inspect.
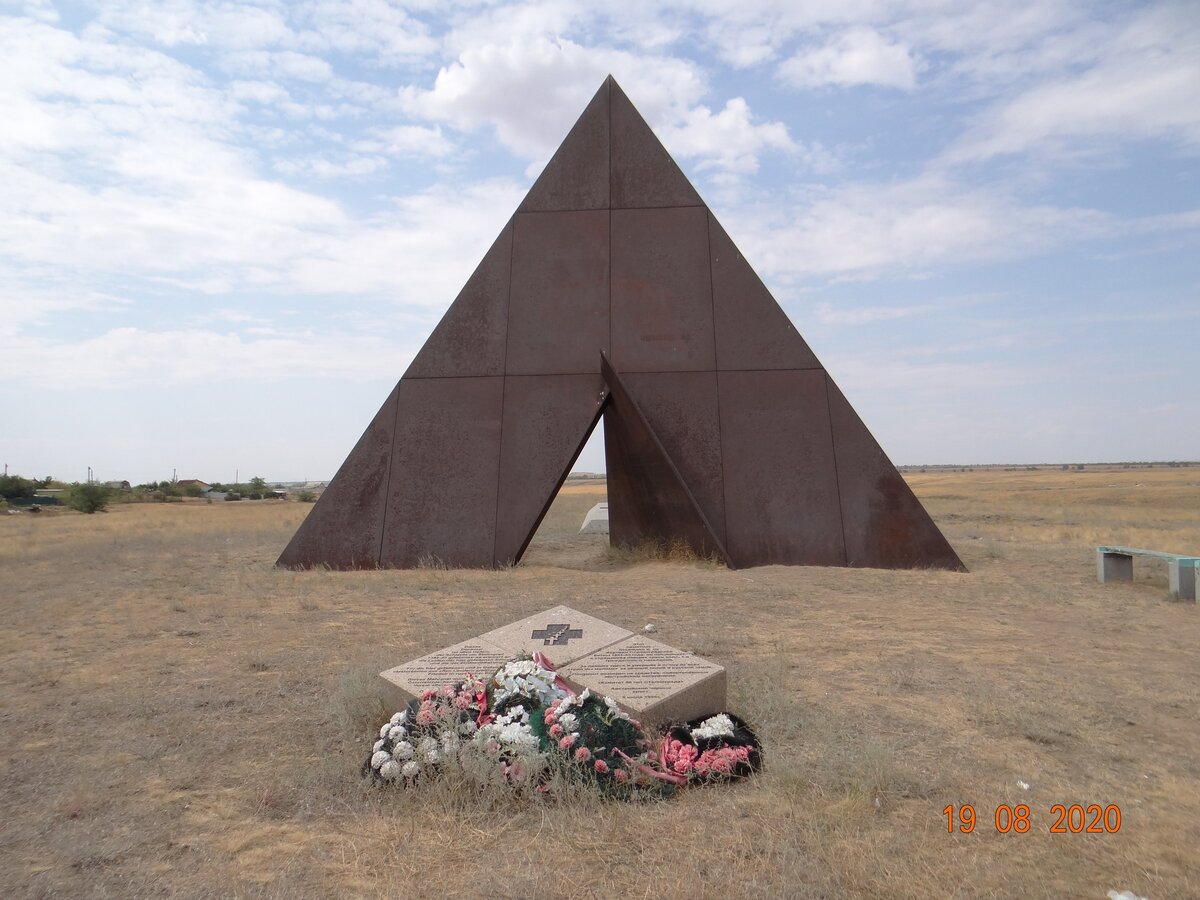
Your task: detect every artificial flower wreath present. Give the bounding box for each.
[363,652,762,800]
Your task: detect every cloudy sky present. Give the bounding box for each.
[1,0,1196,485]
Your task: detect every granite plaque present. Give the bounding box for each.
[378,638,509,709]
[477,604,633,668]
[378,607,725,726]
[560,635,726,725]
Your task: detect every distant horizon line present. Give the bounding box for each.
[8,459,1196,485]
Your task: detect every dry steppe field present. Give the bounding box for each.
[2,467,1199,898]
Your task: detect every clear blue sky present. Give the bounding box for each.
[1,1,1197,485]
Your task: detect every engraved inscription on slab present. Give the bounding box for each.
[479,605,632,667]
[378,638,509,707]
[560,635,726,725]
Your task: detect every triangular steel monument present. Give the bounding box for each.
[278,76,964,572]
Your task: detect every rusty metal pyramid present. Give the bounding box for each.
[278,76,964,572]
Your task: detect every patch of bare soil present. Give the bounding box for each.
[1,469,1198,898]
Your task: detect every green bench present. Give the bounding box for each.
[1096,546,1198,600]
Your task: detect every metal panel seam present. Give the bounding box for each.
[377,381,403,566]
[492,217,517,567]
[705,211,732,566]
[607,76,613,366]
[824,371,850,566]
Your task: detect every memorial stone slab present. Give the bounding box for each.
[378,607,726,727]
[560,635,726,726]
[378,637,510,710]
[476,604,633,668]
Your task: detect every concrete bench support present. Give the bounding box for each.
[1097,551,1133,583]
[1169,559,1197,601]
[1096,546,1197,601]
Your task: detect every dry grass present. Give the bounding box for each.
[2,467,1199,898]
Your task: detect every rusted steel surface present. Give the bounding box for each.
[379,376,503,568]
[609,79,702,209]
[276,384,398,569]
[602,356,729,563]
[620,371,726,546]
[404,221,512,379]
[826,379,967,571]
[494,374,607,565]
[506,210,609,375]
[718,369,847,568]
[610,206,715,373]
[519,80,609,212]
[279,75,964,573]
[708,214,820,372]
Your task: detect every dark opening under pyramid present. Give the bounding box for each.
[278,76,964,572]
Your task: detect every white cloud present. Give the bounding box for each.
[6,0,59,22]
[274,154,387,177]
[778,27,918,90]
[291,0,437,63]
[0,271,131,332]
[658,97,795,176]
[358,124,456,159]
[221,49,334,83]
[948,58,1200,164]
[720,175,1111,280]
[285,178,524,301]
[228,79,291,104]
[814,301,933,326]
[0,326,401,389]
[399,36,705,160]
[0,13,519,311]
[98,1,294,50]
[400,34,799,178]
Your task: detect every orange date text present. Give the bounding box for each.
[943,804,1121,834]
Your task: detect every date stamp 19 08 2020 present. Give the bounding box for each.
[944,804,1122,834]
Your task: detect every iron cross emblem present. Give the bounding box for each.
[531,623,583,646]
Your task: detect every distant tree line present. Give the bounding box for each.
[2,473,299,513]
[0,474,108,513]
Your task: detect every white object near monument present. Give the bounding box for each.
[379,605,725,725]
[579,502,609,534]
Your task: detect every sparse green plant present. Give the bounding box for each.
[68,482,110,514]
[297,490,317,502]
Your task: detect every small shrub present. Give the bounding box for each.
[68,483,110,514]
[296,491,317,503]
[0,474,37,500]
[606,538,722,566]
[330,664,391,742]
